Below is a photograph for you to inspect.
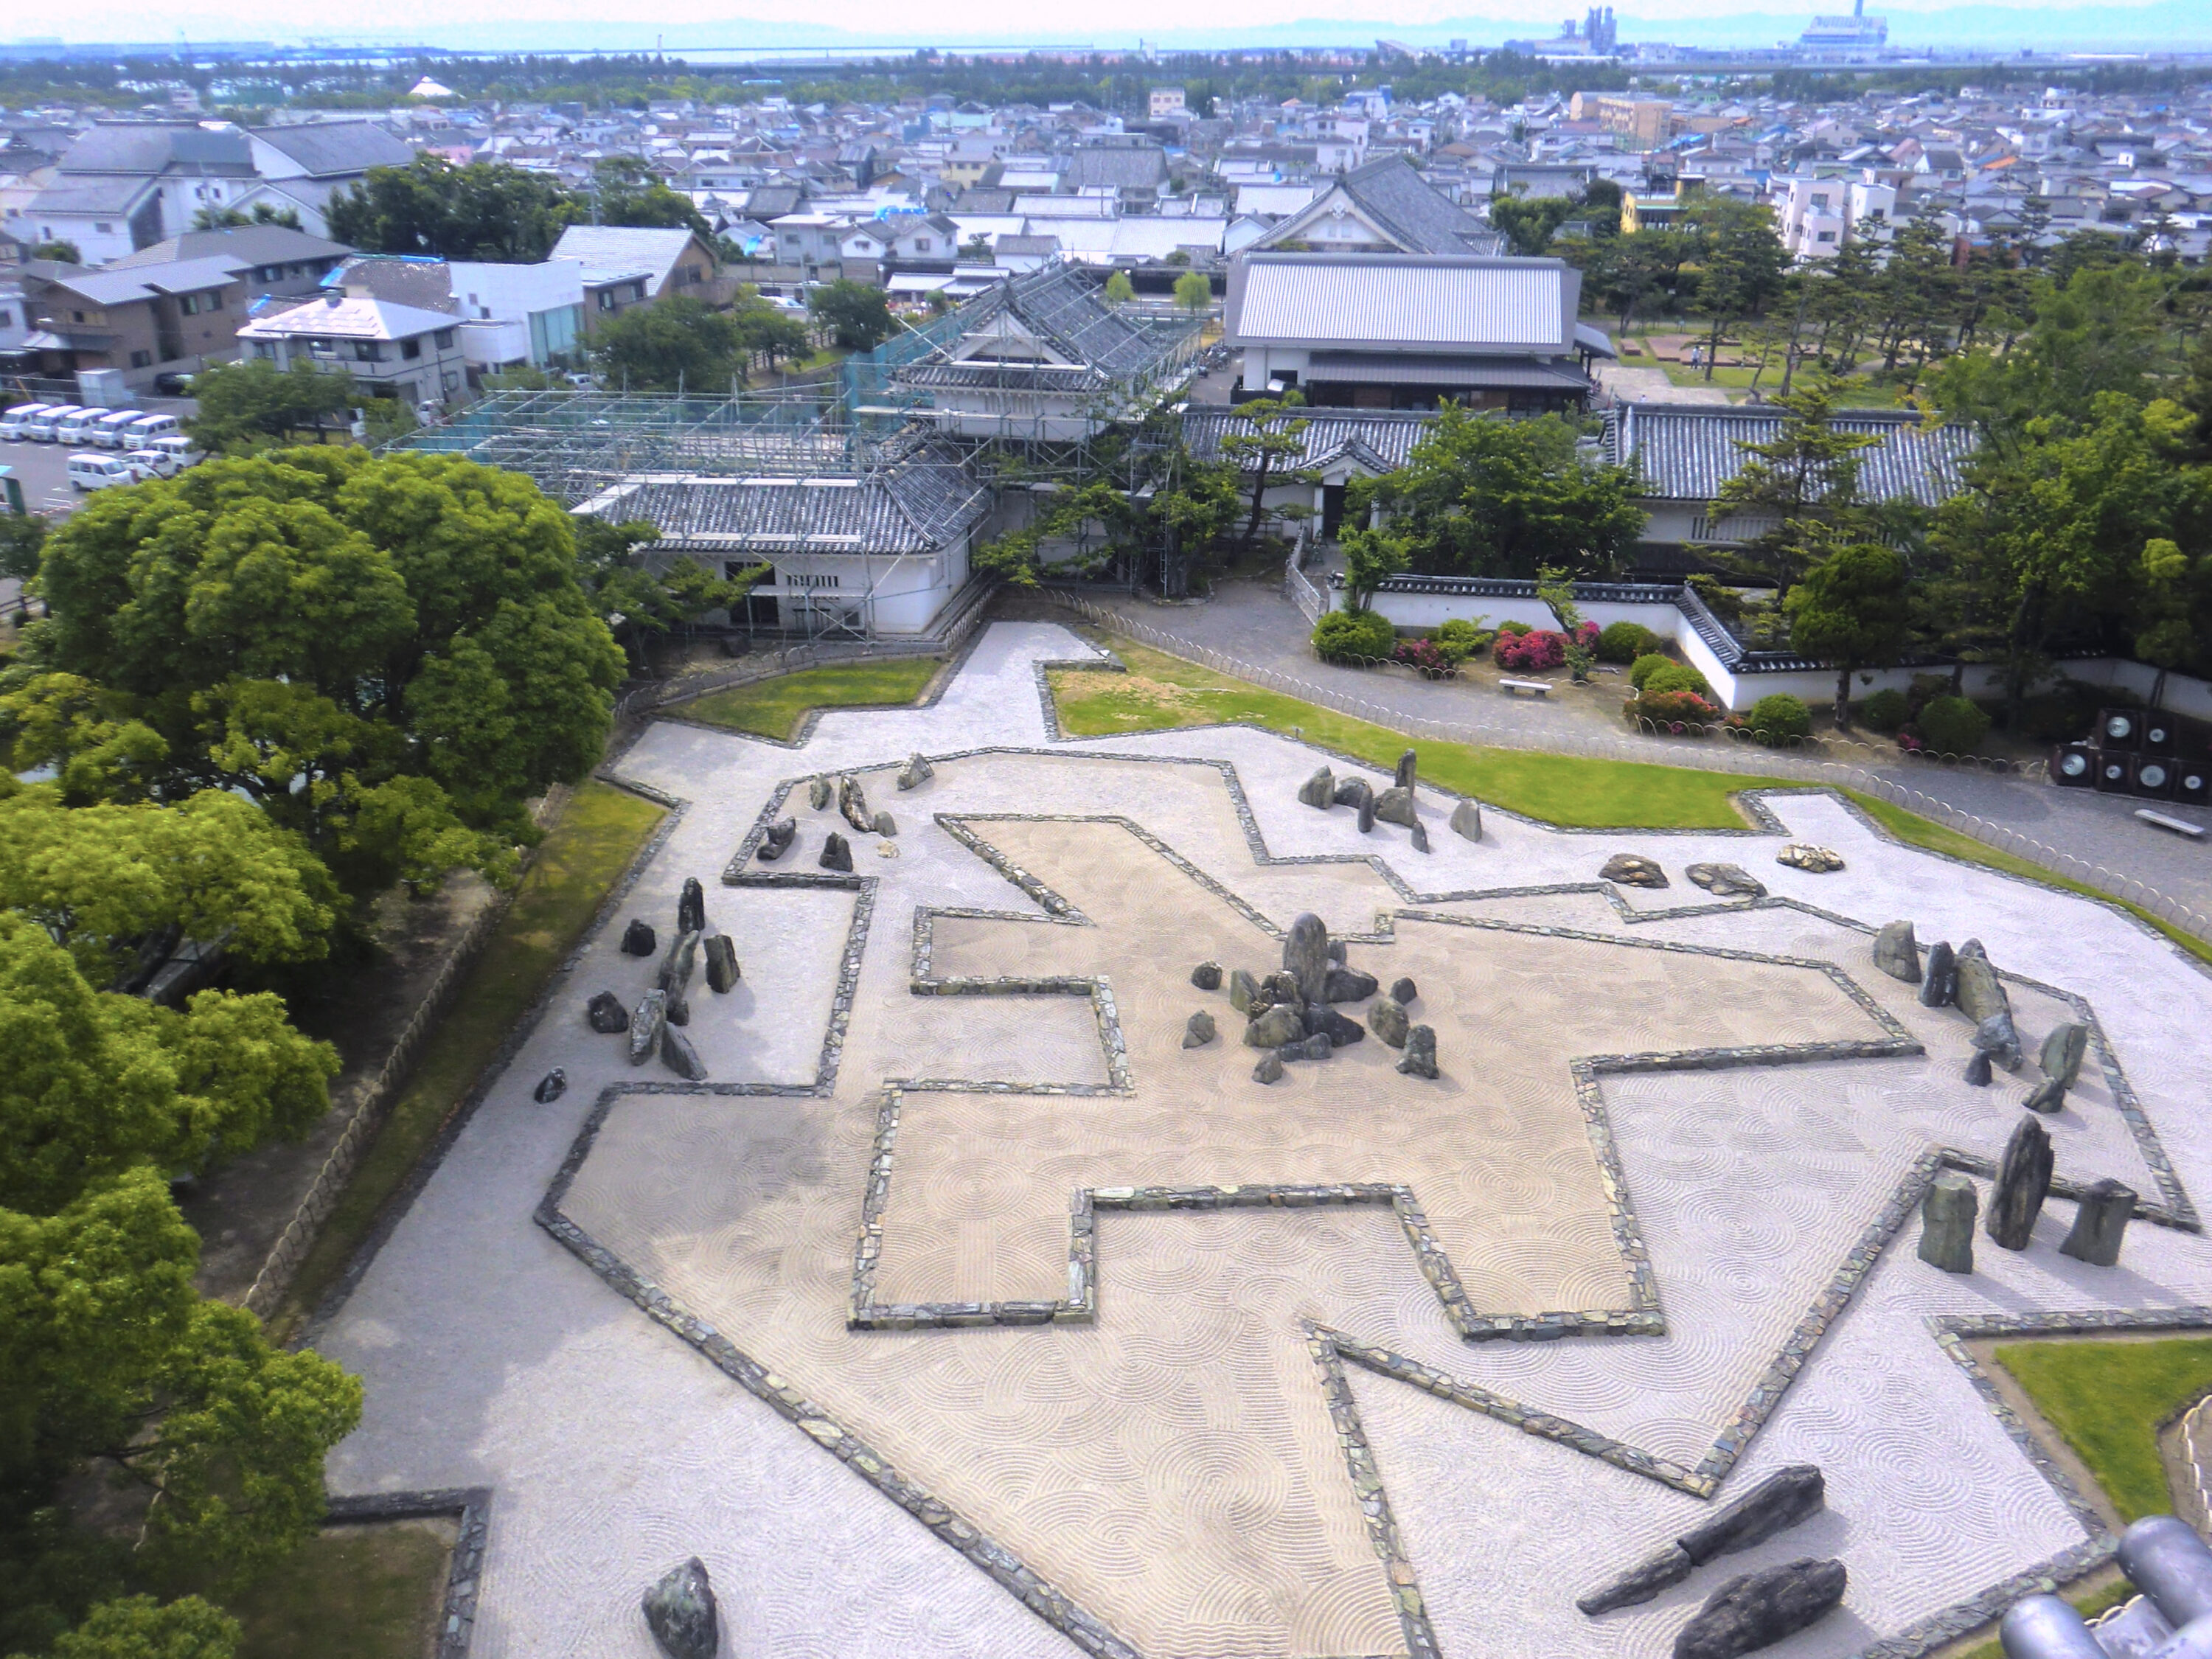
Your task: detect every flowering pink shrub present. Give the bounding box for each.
[1575,620,1600,650]
[1494,628,1568,672]
[1392,638,1462,675]
[1632,688,1722,728]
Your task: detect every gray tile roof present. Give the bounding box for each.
[897,262,1168,394]
[109,224,352,269]
[584,435,986,554]
[1607,402,1979,504]
[1182,406,1436,473]
[549,224,705,287]
[1064,144,1169,192]
[1332,155,1506,255]
[54,122,253,178]
[48,256,244,305]
[247,121,412,178]
[27,175,159,215]
[1305,351,1592,390]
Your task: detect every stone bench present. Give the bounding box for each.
[2136,808,2207,840]
[1498,678,1553,698]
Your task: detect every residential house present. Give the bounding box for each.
[549,224,726,319]
[333,252,585,372]
[1228,252,1610,412]
[239,121,414,232]
[234,290,466,407]
[1183,406,1436,538]
[106,223,352,299]
[21,254,247,389]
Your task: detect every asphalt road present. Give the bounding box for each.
[1077,577,2212,925]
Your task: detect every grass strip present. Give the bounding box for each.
[1996,1337,2212,1522]
[1841,790,2212,968]
[272,778,667,1340]
[1947,1576,2133,1659]
[229,1523,451,1659]
[680,656,944,741]
[1051,639,1794,830]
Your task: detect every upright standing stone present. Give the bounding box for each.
[1450,799,1482,841]
[621,918,658,956]
[1987,1115,2055,1251]
[2059,1178,2137,1267]
[1397,1025,1439,1078]
[677,877,706,936]
[587,990,630,1033]
[1410,819,1430,853]
[660,1026,707,1082]
[819,832,853,872]
[1357,793,1376,834]
[1394,749,1418,789]
[1183,1011,1217,1048]
[1192,961,1223,990]
[1954,939,2010,1025]
[837,773,874,833]
[1298,768,1335,808]
[1873,921,1922,984]
[896,752,934,790]
[1920,941,1958,1008]
[1972,1010,2024,1072]
[628,990,668,1066]
[1368,998,1410,1048]
[703,935,740,994]
[2040,1022,2090,1087]
[1964,1049,1993,1086]
[872,810,897,838]
[2024,1077,2067,1113]
[757,818,796,860]
[658,928,700,997]
[1918,1172,1977,1273]
[641,1557,718,1659]
[1284,913,1332,1005]
[807,776,832,812]
[533,1068,567,1104]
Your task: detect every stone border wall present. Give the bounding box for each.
[324,1486,494,1658]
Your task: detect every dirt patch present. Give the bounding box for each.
[181,873,495,1303]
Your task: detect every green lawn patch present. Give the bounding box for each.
[1995,1336,2212,1521]
[271,778,666,1340]
[681,657,944,741]
[229,1523,450,1659]
[1051,640,1794,830]
[1841,790,2212,969]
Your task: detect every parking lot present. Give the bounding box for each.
[1,395,198,518]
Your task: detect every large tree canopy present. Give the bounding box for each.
[1355,405,1644,580]
[9,449,627,895]
[324,155,578,262]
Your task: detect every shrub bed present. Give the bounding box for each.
[1312,609,1396,664]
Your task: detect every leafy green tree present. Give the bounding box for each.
[41,1594,238,1659]
[14,449,625,896]
[1711,375,1882,585]
[1682,196,1790,382]
[807,280,895,352]
[1489,190,1585,257]
[586,156,712,237]
[1784,542,1914,728]
[1218,394,1310,549]
[1150,449,1240,598]
[730,293,810,373]
[1356,404,1643,580]
[184,361,358,453]
[1103,270,1136,305]
[0,513,47,584]
[27,240,80,264]
[974,481,1141,586]
[189,202,300,232]
[0,790,336,978]
[1173,270,1212,313]
[1338,524,1412,611]
[324,156,577,262]
[1534,565,1596,681]
[586,296,745,392]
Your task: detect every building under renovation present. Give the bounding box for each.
[396,262,1203,639]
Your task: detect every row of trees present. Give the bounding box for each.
[0,448,644,1654]
[325,153,716,264]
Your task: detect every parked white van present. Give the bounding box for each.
[92,409,147,448]
[55,408,111,445]
[1,403,55,441]
[146,434,204,470]
[25,406,83,441]
[125,413,182,446]
[68,451,141,490]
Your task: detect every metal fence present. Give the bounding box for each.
[1048,593,2212,947]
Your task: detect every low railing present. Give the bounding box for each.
[1048,592,2212,947]
[1283,527,1326,625]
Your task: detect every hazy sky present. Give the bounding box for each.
[17,0,2200,50]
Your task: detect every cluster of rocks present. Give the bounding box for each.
[1183,912,1437,1082]
[1579,1466,1826,1616]
[591,877,734,1080]
[1775,843,1846,873]
[1918,1115,2135,1272]
[1880,921,2091,1108]
[1295,751,1478,854]
[763,771,902,868]
[1875,919,2133,1271]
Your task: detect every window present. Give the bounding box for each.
[94,222,111,234]
[354,341,383,363]
[131,349,152,368]
[252,340,277,359]
[72,310,87,323]
[914,237,931,251]
[0,308,9,327]
[432,329,454,349]
[597,289,618,311]
[401,338,422,360]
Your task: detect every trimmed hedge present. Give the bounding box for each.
[1860,688,1910,733]
[1629,652,1674,689]
[1313,609,1396,663]
[1918,695,1993,755]
[1642,661,1711,699]
[1596,620,1663,664]
[1747,692,1812,742]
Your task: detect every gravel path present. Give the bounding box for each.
[1061,579,2212,922]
